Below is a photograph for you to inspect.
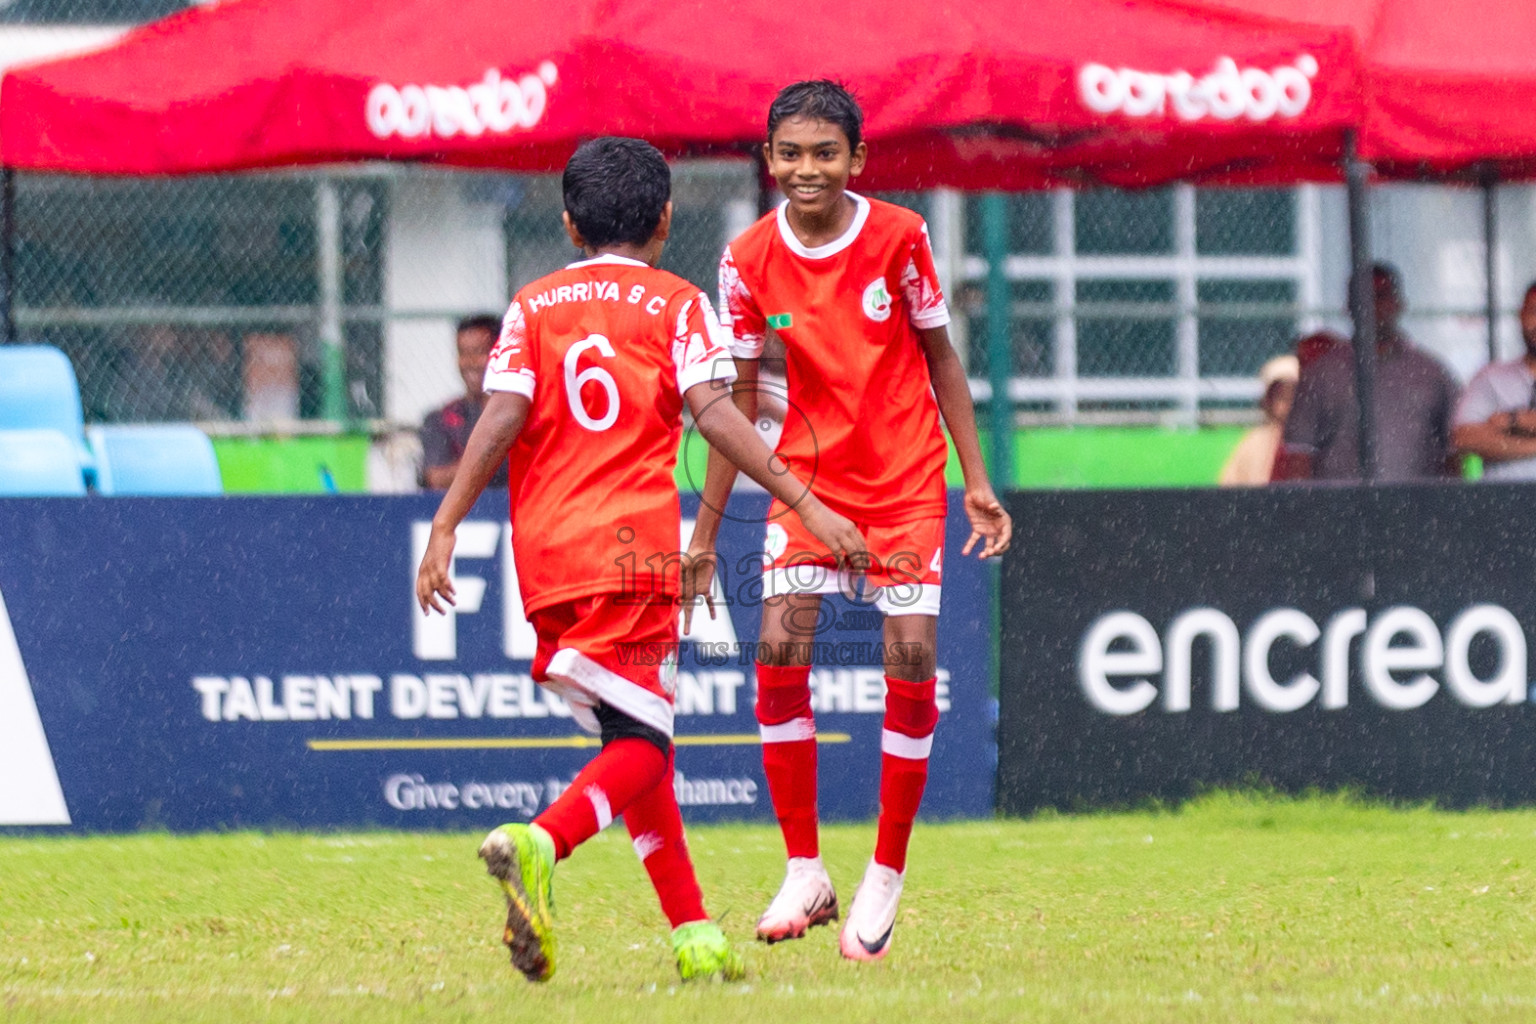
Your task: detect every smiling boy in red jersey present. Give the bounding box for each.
[689,81,1013,961]
[417,137,864,985]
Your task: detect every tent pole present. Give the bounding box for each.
[981,192,1012,489]
[316,177,346,424]
[2,168,15,345]
[980,191,1010,713]
[1483,170,1499,364]
[1344,131,1377,484]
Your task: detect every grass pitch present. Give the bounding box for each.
[4,791,1536,1023]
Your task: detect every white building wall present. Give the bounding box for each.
[383,174,509,425]
[0,25,126,70]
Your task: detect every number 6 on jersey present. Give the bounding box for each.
[564,333,619,431]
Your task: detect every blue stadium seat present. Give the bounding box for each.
[0,345,93,473]
[0,429,88,496]
[87,425,224,496]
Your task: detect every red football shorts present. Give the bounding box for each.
[529,592,678,738]
[761,501,943,616]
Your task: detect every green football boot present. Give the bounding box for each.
[478,823,557,982]
[671,920,746,982]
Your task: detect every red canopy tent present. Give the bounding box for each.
[1188,0,1536,178]
[8,0,1522,479]
[0,0,1361,187]
[1176,0,1536,475]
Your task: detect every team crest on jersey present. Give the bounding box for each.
[763,522,789,567]
[659,648,678,697]
[862,277,892,323]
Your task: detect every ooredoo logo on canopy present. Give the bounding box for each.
[1079,55,1318,123]
[366,62,559,141]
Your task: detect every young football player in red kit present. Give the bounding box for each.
[689,81,1013,961]
[416,137,864,984]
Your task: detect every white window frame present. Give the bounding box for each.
[947,184,1323,424]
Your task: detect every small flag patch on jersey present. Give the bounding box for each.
[767,313,793,330]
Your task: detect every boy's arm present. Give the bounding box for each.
[1454,413,1536,463]
[682,361,760,631]
[919,325,1012,559]
[416,392,530,614]
[685,378,863,564]
[691,358,759,549]
[685,360,755,632]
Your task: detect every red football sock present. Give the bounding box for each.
[533,738,667,861]
[874,675,939,874]
[624,749,709,928]
[754,661,820,859]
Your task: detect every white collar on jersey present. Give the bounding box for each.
[774,191,870,260]
[565,253,650,269]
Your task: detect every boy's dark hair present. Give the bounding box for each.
[562,137,671,248]
[767,80,863,149]
[456,313,502,337]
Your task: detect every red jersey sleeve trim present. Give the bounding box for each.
[718,247,765,359]
[674,292,738,394]
[903,222,951,330]
[911,307,951,330]
[484,299,536,396]
[484,367,536,398]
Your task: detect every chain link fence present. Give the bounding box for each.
[4,0,1529,445]
[6,0,1529,448]
[10,167,1529,434]
[0,0,186,24]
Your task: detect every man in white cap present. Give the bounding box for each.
[1219,353,1299,486]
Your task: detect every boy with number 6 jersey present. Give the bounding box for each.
[416,136,864,985]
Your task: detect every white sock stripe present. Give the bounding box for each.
[585,784,613,830]
[881,728,933,760]
[759,717,816,743]
[632,831,663,862]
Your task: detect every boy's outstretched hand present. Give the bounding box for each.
[416,523,459,615]
[961,486,1013,559]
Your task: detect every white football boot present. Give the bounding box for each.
[755,856,839,943]
[838,860,903,961]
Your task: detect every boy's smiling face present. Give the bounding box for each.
[765,116,867,222]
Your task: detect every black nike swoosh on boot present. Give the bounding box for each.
[859,922,894,955]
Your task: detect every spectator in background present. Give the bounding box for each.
[1452,280,1536,481]
[108,324,240,423]
[1275,263,1460,482]
[419,314,507,490]
[242,332,300,423]
[1295,328,1346,371]
[1218,354,1298,486]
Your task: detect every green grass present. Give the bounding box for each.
[5,792,1536,1023]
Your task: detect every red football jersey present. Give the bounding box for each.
[719,193,950,524]
[484,254,734,613]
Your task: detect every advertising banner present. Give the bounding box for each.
[999,485,1536,813]
[0,492,993,831]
